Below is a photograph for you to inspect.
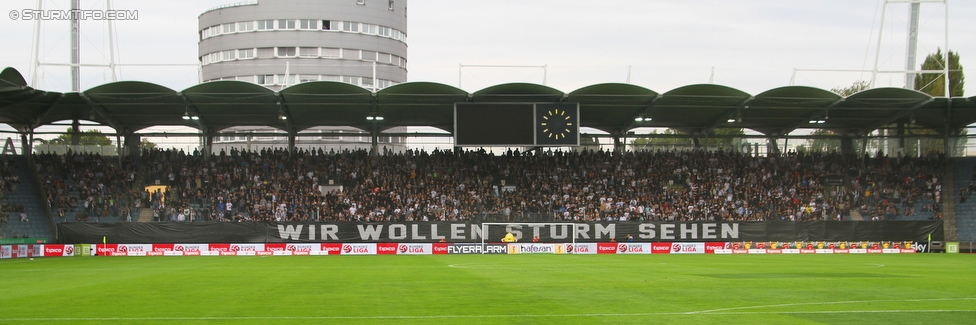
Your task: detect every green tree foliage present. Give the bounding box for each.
[631,128,744,151]
[139,138,157,149]
[49,128,112,146]
[805,129,840,153]
[830,80,870,97]
[910,49,966,156]
[914,48,965,97]
[702,128,745,149]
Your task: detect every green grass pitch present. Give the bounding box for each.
[1,254,974,324]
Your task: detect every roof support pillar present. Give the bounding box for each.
[766,138,780,156]
[203,133,214,161]
[115,133,122,165]
[21,132,31,157]
[71,119,80,146]
[612,133,624,153]
[370,123,379,158]
[123,133,140,158]
[897,122,906,153]
[288,131,296,154]
[841,136,855,156]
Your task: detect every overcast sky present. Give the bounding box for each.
[1,0,973,96]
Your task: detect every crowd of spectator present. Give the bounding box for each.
[31,147,946,224]
[34,152,141,222]
[0,159,28,238]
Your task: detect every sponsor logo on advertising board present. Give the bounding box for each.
[508,244,558,254]
[264,243,287,251]
[152,244,174,252]
[116,244,152,253]
[43,245,63,256]
[377,243,399,255]
[596,242,618,254]
[704,242,726,254]
[230,244,263,252]
[651,242,672,254]
[432,243,448,254]
[670,243,704,254]
[321,243,342,254]
[173,244,208,252]
[447,244,480,254]
[285,243,319,252]
[38,244,74,257]
[568,243,597,254]
[341,243,376,255]
[445,243,507,254]
[396,243,432,255]
[616,243,651,254]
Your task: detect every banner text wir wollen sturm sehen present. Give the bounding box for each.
[57,221,944,244]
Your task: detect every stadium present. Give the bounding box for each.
[2,0,976,324]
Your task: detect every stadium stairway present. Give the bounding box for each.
[138,207,154,222]
[0,156,52,240]
[952,157,976,242]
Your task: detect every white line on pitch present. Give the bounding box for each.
[688,297,976,314]
[2,309,974,321]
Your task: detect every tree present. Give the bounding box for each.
[830,80,870,97]
[701,127,745,149]
[911,49,965,156]
[49,128,112,146]
[915,48,965,97]
[805,129,840,153]
[139,138,157,149]
[631,128,744,151]
[631,129,692,151]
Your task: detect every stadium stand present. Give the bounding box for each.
[0,156,51,239]
[952,157,976,242]
[33,152,139,224]
[26,148,946,230]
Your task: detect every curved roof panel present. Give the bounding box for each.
[0,67,28,88]
[743,86,842,136]
[827,87,933,133]
[83,81,183,131]
[0,67,969,140]
[376,82,469,132]
[472,83,564,102]
[640,84,751,133]
[183,80,280,132]
[280,81,373,132]
[567,83,658,134]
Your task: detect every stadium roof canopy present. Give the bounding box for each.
[1,67,973,137]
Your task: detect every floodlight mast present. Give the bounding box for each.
[29,0,198,89]
[872,0,950,96]
[793,0,949,97]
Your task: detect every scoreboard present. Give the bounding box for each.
[454,102,579,147]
